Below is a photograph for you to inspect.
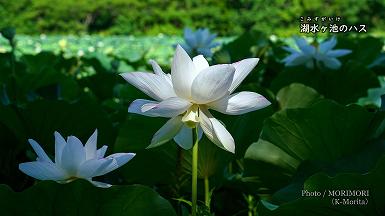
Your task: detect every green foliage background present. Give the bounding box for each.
[0,28,384,215]
[1,0,385,36]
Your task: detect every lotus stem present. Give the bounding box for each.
[191,126,199,216]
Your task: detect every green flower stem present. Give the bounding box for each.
[191,127,199,216]
[204,176,210,209]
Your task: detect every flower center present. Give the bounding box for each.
[182,104,199,128]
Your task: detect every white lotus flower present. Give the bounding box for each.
[121,45,271,153]
[282,36,352,69]
[19,130,135,188]
[180,28,220,57]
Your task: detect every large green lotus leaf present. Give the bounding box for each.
[257,155,385,216]
[270,139,385,204]
[245,100,375,169]
[270,61,379,104]
[276,83,323,109]
[259,100,374,162]
[0,180,176,216]
[244,100,380,191]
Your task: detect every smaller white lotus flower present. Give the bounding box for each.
[282,36,352,70]
[181,28,220,57]
[19,130,135,188]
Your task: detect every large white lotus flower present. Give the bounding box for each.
[19,130,135,188]
[180,28,220,57]
[282,37,352,70]
[121,45,271,153]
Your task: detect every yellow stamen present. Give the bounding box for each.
[182,105,199,128]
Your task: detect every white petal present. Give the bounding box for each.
[326,49,352,58]
[149,59,172,85]
[120,72,176,101]
[79,152,132,179]
[94,159,119,176]
[228,58,259,93]
[294,37,316,55]
[106,153,136,167]
[208,91,271,115]
[173,125,203,150]
[54,132,66,164]
[97,145,108,158]
[171,45,198,99]
[19,161,67,180]
[89,180,112,188]
[191,64,235,104]
[77,158,113,178]
[149,116,183,148]
[28,139,52,163]
[149,59,165,76]
[84,129,97,160]
[193,55,209,72]
[173,125,193,150]
[319,37,337,53]
[60,136,86,175]
[321,57,342,69]
[139,97,191,118]
[128,99,158,117]
[199,109,235,153]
